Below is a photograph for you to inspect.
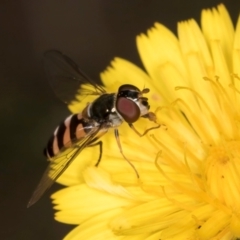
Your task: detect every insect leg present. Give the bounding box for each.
[88,141,103,167]
[128,112,161,137]
[129,111,161,137]
[114,128,139,178]
[128,123,160,137]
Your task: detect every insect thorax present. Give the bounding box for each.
[88,93,123,127]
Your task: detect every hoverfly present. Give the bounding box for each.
[27,50,159,207]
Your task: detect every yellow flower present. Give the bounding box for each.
[52,4,240,240]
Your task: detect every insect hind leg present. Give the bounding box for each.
[87,141,103,167]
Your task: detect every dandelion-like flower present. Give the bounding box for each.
[52,4,240,240]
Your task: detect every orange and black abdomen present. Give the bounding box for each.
[44,113,92,159]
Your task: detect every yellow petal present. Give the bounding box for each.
[52,184,134,224]
[64,208,123,240]
[137,23,188,103]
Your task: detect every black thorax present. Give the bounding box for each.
[89,93,116,122]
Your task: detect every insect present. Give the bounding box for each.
[27,50,159,207]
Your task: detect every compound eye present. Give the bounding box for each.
[116,97,140,123]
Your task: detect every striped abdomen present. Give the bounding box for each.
[44,113,92,159]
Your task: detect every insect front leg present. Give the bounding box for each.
[114,128,139,178]
[129,112,160,137]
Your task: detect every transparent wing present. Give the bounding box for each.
[44,50,106,104]
[27,124,107,207]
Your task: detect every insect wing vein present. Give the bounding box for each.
[27,125,104,207]
[44,50,106,104]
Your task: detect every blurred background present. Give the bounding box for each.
[0,1,239,239]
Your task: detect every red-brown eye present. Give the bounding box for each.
[116,97,140,123]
